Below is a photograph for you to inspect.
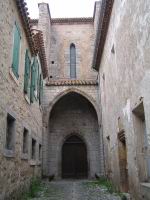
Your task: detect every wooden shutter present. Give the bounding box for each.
[24,50,30,94]
[30,59,35,103]
[37,63,40,99]
[70,44,76,79]
[12,22,21,78]
[39,74,43,105]
[34,60,37,91]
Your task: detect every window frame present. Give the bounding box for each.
[24,49,31,100]
[11,21,21,79]
[70,43,76,79]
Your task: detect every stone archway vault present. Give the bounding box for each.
[43,88,101,127]
[42,89,104,178]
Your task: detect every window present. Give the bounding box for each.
[39,74,43,105]
[30,58,39,103]
[22,128,29,154]
[39,144,42,160]
[31,138,36,160]
[70,43,76,79]
[30,58,36,103]
[36,62,40,99]
[6,114,15,150]
[12,22,21,78]
[24,50,31,98]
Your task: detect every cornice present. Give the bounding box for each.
[92,0,114,71]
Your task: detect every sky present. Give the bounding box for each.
[25,0,96,19]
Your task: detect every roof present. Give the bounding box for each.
[33,30,48,79]
[93,1,101,21]
[30,19,38,26]
[46,79,98,86]
[15,0,35,54]
[51,18,93,24]
[15,0,48,78]
[30,17,94,26]
[92,0,114,71]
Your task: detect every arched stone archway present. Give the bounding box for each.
[43,87,101,127]
[42,90,104,178]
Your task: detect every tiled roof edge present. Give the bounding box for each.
[46,79,98,86]
[16,0,35,55]
[51,17,94,24]
[92,0,114,71]
[33,30,48,79]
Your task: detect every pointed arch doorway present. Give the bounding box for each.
[62,135,88,179]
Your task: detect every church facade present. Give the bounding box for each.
[0,0,150,199]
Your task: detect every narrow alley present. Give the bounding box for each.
[27,180,122,200]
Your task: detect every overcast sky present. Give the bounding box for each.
[26,0,96,18]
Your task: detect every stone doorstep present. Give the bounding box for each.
[141,182,150,200]
[141,183,150,188]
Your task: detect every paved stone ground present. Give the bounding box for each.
[29,180,122,200]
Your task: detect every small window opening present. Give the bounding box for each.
[70,43,76,79]
[102,73,105,80]
[23,128,28,154]
[111,44,115,54]
[50,76,53,79]
[31,138,36,160]
[106,136,110,141]
[39,144,42,160]
[51,61,54,64]
[6,114,15,150]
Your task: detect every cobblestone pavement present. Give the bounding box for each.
[30,180,122,200]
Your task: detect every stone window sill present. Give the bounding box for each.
[141,182,150,188]
[9,68,19,86]
[3,149,15,158]
[30,160,37,166]
[24,94,30,104]
[21,153,29,160]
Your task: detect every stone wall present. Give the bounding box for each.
[49,22,96,79]
[0,0,43,199]
[98,0,150,199]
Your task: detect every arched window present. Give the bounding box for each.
[70,43,76,78]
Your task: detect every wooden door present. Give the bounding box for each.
[62,136,88,179]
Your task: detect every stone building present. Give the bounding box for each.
[30,2,105,179]
[0,0,48,199]
[0,0,150,200]
[92,0,150,199]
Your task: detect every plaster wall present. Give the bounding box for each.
[98,0,150,199]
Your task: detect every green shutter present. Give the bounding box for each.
[39,74,43,105]
[37,63,40,99]
[30,59,35,103]
[12,22,21,78]
[33,58,37,91]
[24,50,30,94]
[34,61,37,91]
